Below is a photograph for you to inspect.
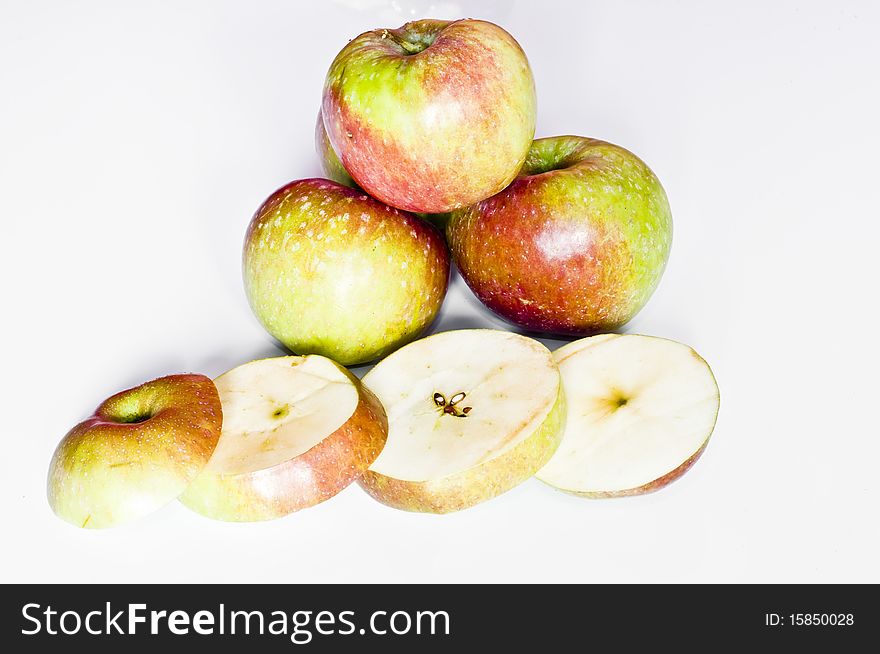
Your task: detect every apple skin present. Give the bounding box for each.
[358,386,565,513]
[447,136,673,334]
[243,178,449,365]
[179,363,387,522]
[322,19,536,214]
[568,443,709,499]
[315,110,449,230]
[47,374,222,529]
[315,110,357,189]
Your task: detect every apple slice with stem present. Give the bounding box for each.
[47,374,223,529]
[180,355,387,522]
[359,329,565,513]
[536,334,720,497]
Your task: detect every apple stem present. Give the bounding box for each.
[399,40,423,55]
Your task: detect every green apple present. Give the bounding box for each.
[180,355,387,522]
[322,19,536,213]
[537,334,720,497]
[447,136,673,334]
[359,329,565,513]
[47,374,222,528]
[243,178,450,365]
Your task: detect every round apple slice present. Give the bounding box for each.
[179,355,387,522]
[537,334,720,497]
[359,329,565,513]
[47,374,223,529]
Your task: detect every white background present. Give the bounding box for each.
[2,0,878,583]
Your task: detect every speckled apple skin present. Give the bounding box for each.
[179,365,388,522]
[322,19,536,214]
[243,179,450,365]
[47,375,222,529]
[358,384,565,513]
[315,110,449,230]
[447,136,673,334]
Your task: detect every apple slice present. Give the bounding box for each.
[179,355,387,521]
[47,374,222,529]
[359,329,565,513]
[536,334,720,497]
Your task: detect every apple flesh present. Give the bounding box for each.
[536,334,719,497]
[180,355,387,521]
[447,136,673,334]
[47,374,222,528]
[359,329,565,513]
[322,19,536,214]
[243,178,450,365]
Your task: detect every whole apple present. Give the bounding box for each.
[47,374,222,528]
[322,19,536,214]
[447,136,673,334]
[243,178,450,365]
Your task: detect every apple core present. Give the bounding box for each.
[359,329,565,513]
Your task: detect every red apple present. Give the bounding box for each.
[447,136,673,334]
[322,19,536,214]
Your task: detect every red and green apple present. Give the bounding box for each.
[447,136,673,334]
[322,19,536,214]
[47,374,222,528]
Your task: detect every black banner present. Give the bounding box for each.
[1,584,873,650]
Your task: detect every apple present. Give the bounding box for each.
[47,374,222,528]
[322,19,537,214]
[315,109,450,230]
[536,334,719,497]
[359,329,564,513]
[180,355,387,521]
[243,178,450,365]
[447,136,673,334]
[315,110,357,189]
